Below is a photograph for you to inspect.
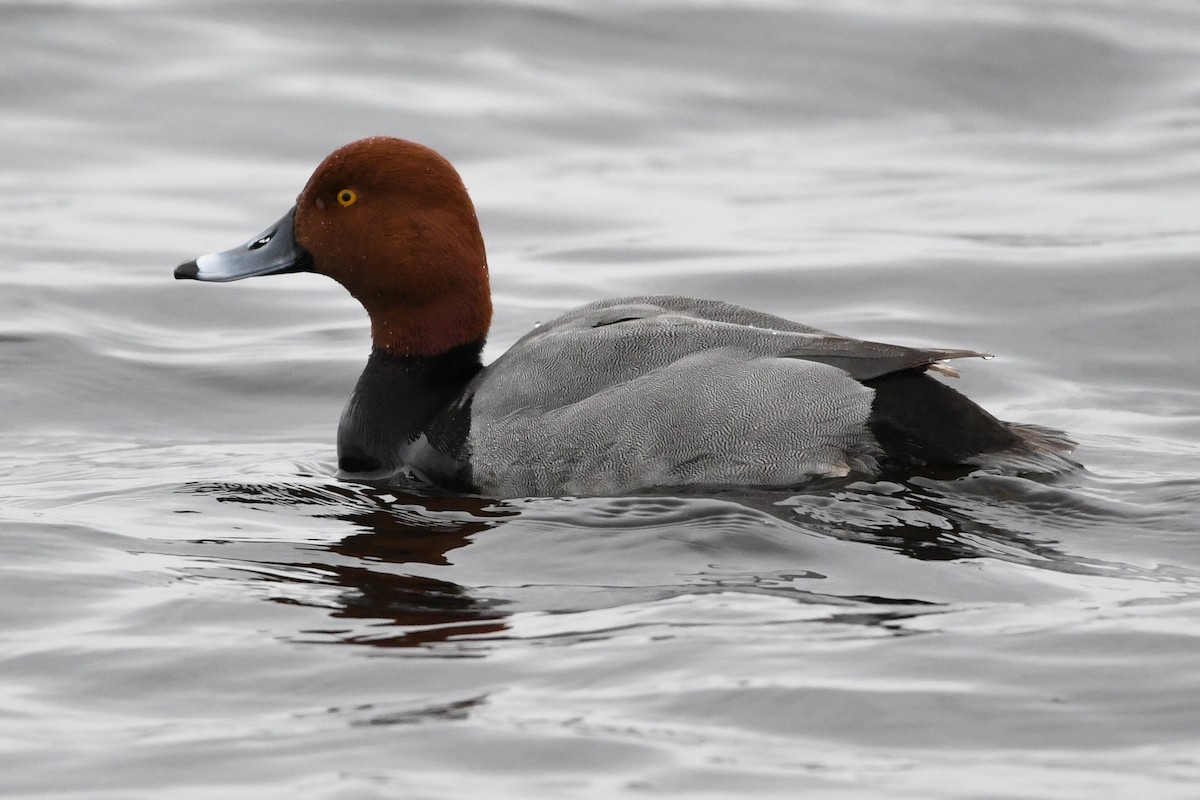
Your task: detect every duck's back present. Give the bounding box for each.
[450,296,1066,497]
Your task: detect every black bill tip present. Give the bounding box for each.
[174,260,199,280]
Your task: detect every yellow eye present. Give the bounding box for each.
[336,188,358,207]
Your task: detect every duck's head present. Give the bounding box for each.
[175,137,492,357]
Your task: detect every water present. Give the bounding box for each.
[3,1,1200,797]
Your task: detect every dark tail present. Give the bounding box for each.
[973,421,1079,475]
[864,370,1077,475]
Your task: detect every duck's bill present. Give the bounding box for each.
[174,206,311,282]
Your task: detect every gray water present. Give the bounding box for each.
[3,1,1200,797]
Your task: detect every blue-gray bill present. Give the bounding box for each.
[174,205,310,282]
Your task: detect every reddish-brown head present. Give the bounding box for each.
[293,137,492,357]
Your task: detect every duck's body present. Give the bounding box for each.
[175,137,1074,497]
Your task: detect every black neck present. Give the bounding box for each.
[337,339,484,476]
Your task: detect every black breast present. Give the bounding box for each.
[337,340,484,483]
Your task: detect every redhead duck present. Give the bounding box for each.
[175,137,1074,496]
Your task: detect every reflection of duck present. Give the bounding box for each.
[189,479,515,647]
[319,493,514,648]
[179,474,1122,655]
[175,137,1075,496]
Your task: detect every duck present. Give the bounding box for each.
[174,136,1075,497]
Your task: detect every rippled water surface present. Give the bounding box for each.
[3,1,1200,797]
